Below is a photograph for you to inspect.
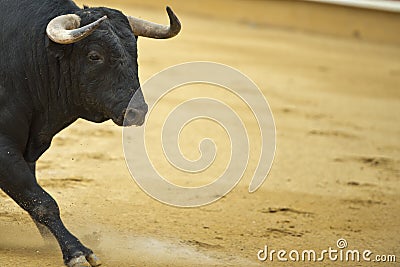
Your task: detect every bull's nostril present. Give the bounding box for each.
[124,107,147,126]
[126,109,138,121]
[126,108,137,118]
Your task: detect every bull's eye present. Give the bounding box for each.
[88,51,103,62]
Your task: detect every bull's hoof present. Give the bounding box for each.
[87,253,102,266]
[67,255,91,267]
[67,254,102,267]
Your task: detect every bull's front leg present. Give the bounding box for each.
[0,145,101,267]
[28,162,54,242]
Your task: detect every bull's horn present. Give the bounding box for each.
[127,6,181,39]
[46,14,107,44]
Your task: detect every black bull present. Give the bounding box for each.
[0,0,181,266]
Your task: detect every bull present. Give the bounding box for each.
[0,0,181,266]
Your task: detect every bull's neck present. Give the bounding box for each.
[27,49,81,139]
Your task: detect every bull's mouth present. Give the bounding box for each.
[111,115,126,127]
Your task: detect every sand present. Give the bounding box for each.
[0,0,399,266]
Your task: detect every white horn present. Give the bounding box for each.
[46,14,107,44]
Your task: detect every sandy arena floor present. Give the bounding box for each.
[0,0,399,266]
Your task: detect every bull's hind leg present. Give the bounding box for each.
[0,147,101,267]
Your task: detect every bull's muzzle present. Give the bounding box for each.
[124,104,148,126]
